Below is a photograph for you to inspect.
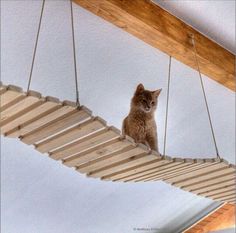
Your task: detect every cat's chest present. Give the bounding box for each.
[131,117,156,130]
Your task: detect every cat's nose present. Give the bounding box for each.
[146,106,150,110]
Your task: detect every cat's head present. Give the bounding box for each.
[131,83,162,113]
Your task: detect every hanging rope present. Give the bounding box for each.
[27,0,45,92]
[163,56,172,156]
[70,0,80,107]
[190,35,220,159]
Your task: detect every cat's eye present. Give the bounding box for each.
[151,101,155,105]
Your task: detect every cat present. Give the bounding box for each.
[122,83,162,153]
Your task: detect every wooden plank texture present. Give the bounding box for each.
[50,127,120,160]
[165,162,229,184]
[73,0,236,91]
[89,153,160,179]
[207,190,236,199]
[9,103,75,138]
[183,173,236,191]
[101,157,172,181]
[63,138,132,167]
[138,164,213,182]
[124,161,187,182]
[184,204,236,233]
[0,85,25,110]
[215,195,235,202]
[223,198,236,203]
[21,107,91,144]
[149,162,218,182]
[195,181,236,196]
[0,91,42,127]
[175,167,235,188]
[116,160,178,182]
[200,187,236,198]
[0,83,7,94]
[2,97,60,135]
[35,117,106,153]
[77,146,145,173]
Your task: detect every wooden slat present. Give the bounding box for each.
[6,102,76,138]
[0,91,42,127]
[63,137,133,167]
[215,195,236,202]
[50,127,120,160]
[183,173,236,191]
[174,168,235,189]
[89,152,161,179]
[165,162,229,185]
[124,160,188,182]
[48,127,109,159]
[77,145,146,173]
[201,185,236,199]
[116,160,178,182]
[73,0,236,91]
[195,181,236,196]
[1,91,40,121]
[208,191,236,200]
[1,97,60,135]
[207,189,236,199]
[224,198,236,203]
[4,106,70,138]
[131,161,205,182]
[226,199,236,203]
[201,187,236,200]
[101,156,171,181]
[191,179,236,194]
[0,84,7,94]
[5,106,62,138]
[139,163,213,182]
[0,85,25,110]
[147,161,218,182]
[103,155,162,181]
[35,117,106,153]
[178,170,235,191]
[21,106,92,144]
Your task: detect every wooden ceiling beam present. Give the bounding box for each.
[184,203,236,232]
[73,0,235,91]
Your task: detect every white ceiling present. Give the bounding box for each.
[153,0,236,54]
[1,1,235,233]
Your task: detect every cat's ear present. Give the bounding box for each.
[135,83,144,94]
[153,89,162,98]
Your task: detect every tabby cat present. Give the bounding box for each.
[122,83,162,152]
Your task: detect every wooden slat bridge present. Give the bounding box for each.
[1,83,235,205]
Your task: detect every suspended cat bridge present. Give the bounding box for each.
[1,83,235,205]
